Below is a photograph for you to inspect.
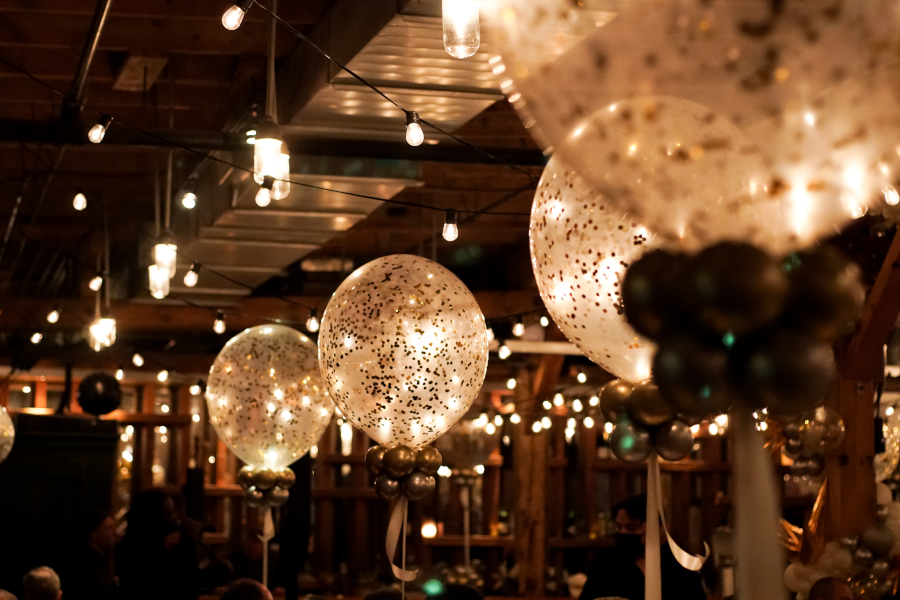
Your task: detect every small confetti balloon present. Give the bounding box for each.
[318,255,489,449]
[205,325,332,470]
[0,406,14,463]
[483,0,900,252]
[530,155,655,383]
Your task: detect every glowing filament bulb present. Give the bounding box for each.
[88,115,112,143]
[583,416,595,429]
[512,318,525,337]
[184,263,200,288]
[46,308,59,324]
[532,421,542,433]
[148,265,170,299]
[506,378,517,390]
[406,112,425,146]
[486,327,494,342]
[157,370,169,382]
[577,372,587,383]
[510,413,521,424]
[222,1,250,30]
[213,311,226,334]
[541,416,552,429]
[553,393,564,407]
[442,209,458,241]
[73,192,87,211]
[540,316,549,327]
[256,187,271,207]
[116,367,124,381]
[181,192,197,209]
[153,238,177,279]
[442,0,480,59]
[498,342,511,359]
[30,332,42,344]
[89,274,103,292]
[132,353,144,367]
[885,185,900,206]
[306,308,320,333]
[254,121,283,184]
[190,383,201,396]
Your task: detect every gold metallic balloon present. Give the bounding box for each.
[243,486,265,508]
[375,474,402,501]
[366,445,387,475]
[654,419,694,462]
[415,446,442,476]
[275,468,296,489]
[266,486,290,507]
[253,469,277,491]
[610,417,652,463]
[383,445,416,478]
[627,380,675,427]
[237,466,255,489]
[600,380,633,423]
[402,471,436,501]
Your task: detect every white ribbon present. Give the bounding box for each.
[732,407,788,600]
[461,485,471,570]
[386,497,418,582]
[258,508,275,587]
[645,452,710,600]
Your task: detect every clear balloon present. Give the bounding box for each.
[0,406,13,463]
[434,417,500,471]
[205,324,332,470]
[530,155,655,383]
[318,255,489,448]
[798,406,845,455]
[876,411,900,483]
[483,0,900,252]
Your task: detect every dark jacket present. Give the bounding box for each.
[580,545,706,600]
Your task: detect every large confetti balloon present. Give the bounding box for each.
[483,0,900,252]
[0,406,14,463]
[205,325,332,470]
[319,255,489,448]
[530,155,655,383]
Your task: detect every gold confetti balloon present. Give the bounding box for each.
[318,255,489,449]
[530,155,656,383]
[205,325,332,470]
[483,0,900,252]
[0,406,14,464]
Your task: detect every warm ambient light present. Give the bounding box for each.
[73,192,87,211]
[148,265,170,300]
[214,311,226,334]
[222,0,253,30]
[577,372,587,383]
[442,0,480,59]
[88,317,116,352]
[22,385,32,394]
[46,308,59,324]
[89,273,103,292]
[540,316,549,327]
[512,317,525,337]
[406,112,425,147]
[510,413,521,424]
[153,233,177,279]
[132,353,144,367]
[88,115,112,143]
[181,192,197,210]
[421,520,438,539]
[184,263,200,288]
[115,367,124,381]
[30,332,42,344]
[506,378,516,390]
[190,382,202,396]
[583,416,595,429]
[256,176,274,207]
[442,209,458,241]
[498,342,511,360]
[306,308,320,333]
[157,370,169,382]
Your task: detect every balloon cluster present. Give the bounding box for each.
[600,379,694,463]
[623,243,865,417]
[778,408,846,478]
[78,373,122,416]
[366,445,441,502]
[237,465,296,508]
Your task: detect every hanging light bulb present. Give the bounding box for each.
[213,310,226,334]
[553,393,565,407]
[157,369,169,382]
[89,273,103,292]
[181,191,197,210]
[222,0,254,30]
[115,366,124,381]
[573,399,584,412]
[442,0,480,59]
[513,317,525,337]
[306,308,320,333]
[541,416,552,429]
[256,176,274,207]
[148,265,170,299]
[584,416,595,429]
[88,314,116,352]
[271,153,291,201]
[543,400,552,410]
[442,209,458,241]
[190,381,203,396]
[88,115,112,144]
[532,421,542,433]
[132,353,144,367]
[183,263,200,288]
[510,413,521,424]
[885,185,900,206]
[73,191,87,211]
[506,378,517,390]
[254,118,284,184]
[405,111,425,146]
[540,315,549,327]
[46,307,59,324]
[30,332,42,344]
[486,326,494,342]
[153,231,177,279]
[577,372,587,383]
[498,341,511,360]
[494,414,503,427]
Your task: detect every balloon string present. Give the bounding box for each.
[462,485,471,569]
[646,453,662,600]
[649,456,709,572]
[258,508,275,588]
[386,498,417,581]
[402,502,407,600]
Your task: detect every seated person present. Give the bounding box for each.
[22,567,62,600]
[580,495,706,600]
[220,579,272,600]
[809,577,853,600]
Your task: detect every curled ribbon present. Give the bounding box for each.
[386,497,418,582]
[646,453,710,600]
[258,508,275,586]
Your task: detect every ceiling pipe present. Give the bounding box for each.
[69,0,114,103]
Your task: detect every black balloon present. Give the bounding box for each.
[415,446,442,475]
[627,380,675,427]
[599,380,633,423]
[383,445,416,478]
[275,468,295,489]
[78,373,122,416]
[253,469,277,490]
[784,438,803,457]
[621,249,687,339]
[685,242,789,337]
[237,466,254,489]
[266,486,290,507]
[402,471,436,501]
[654,419,694,461]
[609,417,652,462]
[737,330,835,414]
[782,247,865,342]
[375,474,402,501]
[366,445,387,475]
[653,331,732,418]
[243,486,265,507]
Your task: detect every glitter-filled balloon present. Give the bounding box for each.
[483,0,900,252]
[434,417,500,471]
[319,255,489,449]
[530,155,655,383]
[205,325,332,470]
[0,406,14,463]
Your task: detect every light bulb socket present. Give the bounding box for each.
[96,114,113,129]
[234,0,255,11]
[406,111,421,127]
[158,229,177,246]
[189,262,200,275]
[444,208,457,226]
[216,310,225,321]
[255,117,283,142]
[309,307,318,320]
[261,176,275,191]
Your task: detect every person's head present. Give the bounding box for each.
[612,495,647,556]
[808,577,853,600]
[125,490,178,537]
[0,590,19,600]
[81,509,118,556]
[22,567,61,600]
[220,579,273,600]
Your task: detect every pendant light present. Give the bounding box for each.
[442,0,480,59]
[255,0,290,202]
[89,205,116,352]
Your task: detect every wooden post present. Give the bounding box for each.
[34,380,47,409]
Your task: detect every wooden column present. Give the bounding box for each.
[33,380,47,409]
